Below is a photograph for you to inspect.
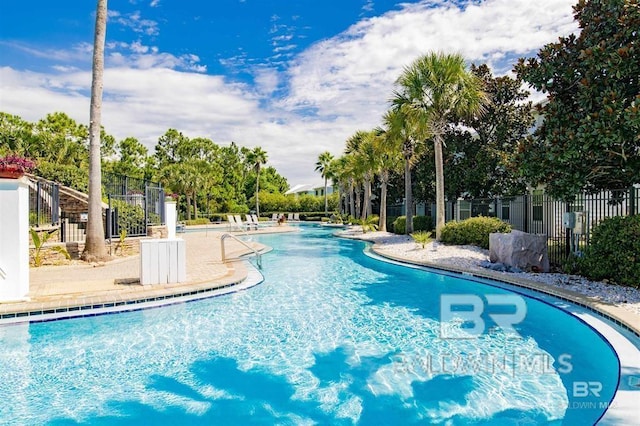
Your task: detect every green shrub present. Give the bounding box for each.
[578,215,640,287]
[440,216,511,249]
[184,218,210,226]
[386,215,398,232]
[392,215,433,234]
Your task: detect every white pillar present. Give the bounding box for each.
[0,177,30,301]
[166,200,177,239]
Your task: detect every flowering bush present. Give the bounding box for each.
[0,154,35,172]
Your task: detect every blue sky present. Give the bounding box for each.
[0,0,578,184]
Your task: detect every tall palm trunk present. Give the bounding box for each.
[323,177,328,213]
[404,150,414,234]
[349,180,355,218]
[186,193,192,220]
[361,174,371,220]
[194,195,198,219]
[434,133,445,241]
[354,185,361,219]
[379,170,389,232]
[255,165,260,217]
[83,0,108,261]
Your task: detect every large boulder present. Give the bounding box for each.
[489,230,550,273]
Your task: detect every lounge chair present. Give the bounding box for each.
[293,213,300,221]
[227,215,242,231]
[251,214,263,228]
[287,213,294,221]
[234,214,250,231]
[245,214,259,230]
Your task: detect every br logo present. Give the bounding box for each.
[440,294,527,339]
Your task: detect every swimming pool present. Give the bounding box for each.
[0,225,622,424]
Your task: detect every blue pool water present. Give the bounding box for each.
[0,226,620,424]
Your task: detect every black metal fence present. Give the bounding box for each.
[390,186,639,266]
[28,178,60,227]
[106,185,165,239]
[27,172,164,242]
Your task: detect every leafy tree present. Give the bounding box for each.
[34,112,88,168]
[110,137,148,178]
[394,52,488,240]
[515,0,640,199]
[154,128,187,167]
[0,113,34,156]
[315,151,335,213]
[84,0,109,261]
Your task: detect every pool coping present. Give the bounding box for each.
[338,233,640,425]
[0,254,268,326]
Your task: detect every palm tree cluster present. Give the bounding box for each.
[319,52,489,238]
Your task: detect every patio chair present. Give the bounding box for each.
[293,213,300,221]
[245,214,259,230]
[234,214,250,231]
[251,214,263,228]
[227,215,242,231]
[287,213,294,221]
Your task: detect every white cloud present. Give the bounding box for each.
[0,0,578,184]
[110,10,160,36]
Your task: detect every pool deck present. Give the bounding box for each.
[0,224,297,324]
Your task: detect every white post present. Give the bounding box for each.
[166,200,177,239]
[0,177,30,301]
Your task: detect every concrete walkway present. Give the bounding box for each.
[0,225,297,321]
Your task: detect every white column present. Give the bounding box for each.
[165,200,177,240]
[0,177,30,301]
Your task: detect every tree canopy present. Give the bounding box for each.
[515,0,640,199]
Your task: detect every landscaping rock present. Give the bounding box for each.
[489,230,549,273]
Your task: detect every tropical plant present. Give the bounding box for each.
[30,229,70,267]
[83,0,109,261]
[357,215,379,234]
[315,151,335,213]
[411,231,433,249]
[115,229,127,254]
[394,52,489,241]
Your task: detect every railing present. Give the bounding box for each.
[220,233,262,269]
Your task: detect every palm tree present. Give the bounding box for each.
[383,105,425,234]
[246,147,268,217]
[395,52,488,240]
[372,126,403,232]
[331,156,351,216]
[315,151,334,213]
[83,0,108,261]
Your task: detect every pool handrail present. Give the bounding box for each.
[220,233,262,269]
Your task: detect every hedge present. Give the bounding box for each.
[578,215,640,287]
[392,216,433,234]
[440,216,511,249]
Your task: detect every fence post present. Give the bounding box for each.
[52,183,60,224]
[105,195,112,239]
[523,194,529,233]
[630,186,637,216]
[564,202,572,260]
